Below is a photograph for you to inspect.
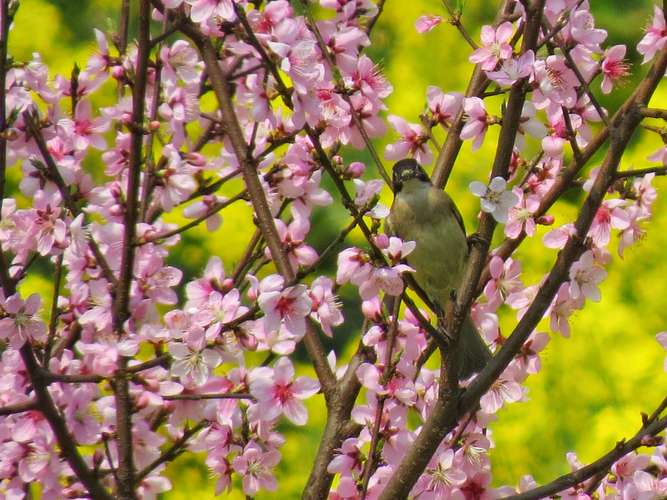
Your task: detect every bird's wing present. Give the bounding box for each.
[446,194,467,238]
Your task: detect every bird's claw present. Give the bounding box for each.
[467,232,488,250]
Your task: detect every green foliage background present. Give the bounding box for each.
[6,0,667,497]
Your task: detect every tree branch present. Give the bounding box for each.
[507,398,667,500]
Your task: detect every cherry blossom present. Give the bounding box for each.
[568,250,607,302]
[415,15,442,34]
[258,275,312,339]
[637,5,667,64]
[600,45,630,94]
[486,50,535,87]
[231,441,281,496]
[461,96,491,150]
[0,2,663,498]
[470,176,520,223]
[0,293,47,349]
[249,357,320,425]
[384,115,433,165]
[469,22,514,71]
[168,342,221,386]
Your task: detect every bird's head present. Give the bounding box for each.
[392,159,431,193]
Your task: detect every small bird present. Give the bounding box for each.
[386,158,491,379]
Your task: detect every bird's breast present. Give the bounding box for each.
[387,184,468,304]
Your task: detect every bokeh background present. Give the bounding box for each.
[6,0,667,497]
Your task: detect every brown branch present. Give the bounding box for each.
[431,0,517,188]
[22,111,118,287]
[137,191,247,245]
[135,421,207,483]
[117,0,131,55]
[20,344,114,499]
[162,392,254,401]
[43,254,64,363]
[365,0,386,36]
[359,297,401,497]
[178,18,336,400]
[508,397,667,500]
[111,1,152,498]
[0,399,37,416]
[442,0,478,49]
[379,32,667,500]
[297,1,391,186]
[640,107,667,120]
[615,165,667,179]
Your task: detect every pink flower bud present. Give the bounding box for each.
[361,297,382,322]
[347,161,366,178]
[537,215,555,226]
[374,234,389,249]
[221,278,235,293]
[111,65,125,80]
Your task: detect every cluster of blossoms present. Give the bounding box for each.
[0,0,664,498]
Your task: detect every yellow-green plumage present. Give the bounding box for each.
[387,165,491,379]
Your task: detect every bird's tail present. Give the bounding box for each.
[457,314,492,380]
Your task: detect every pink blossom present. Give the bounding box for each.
[257,275,312,338]
[58,100,109,151]
[328,437,363,474]
[426,86,463,128]
[548,282,582,337]
[415,15,442,34]
[417,449,467,498]
[600,45,630,94]
[185,256,232,308]
[460,97,490,150]
[479,366,524,413]
[309,276,343,337]
[633,173,658,216]
[483,256,524,309]
[648,146,667,166]
[384,115,433,165]
[270,215,319,271]
[487,50,534,86]
[588,199,631,248]
[249,357,320,425]
[231,441,281,496]
[469,176,519,223]
[337,247,373,286]
[182,194,225,231]
[568,250,607,302]
[168,342,221,386]
[543,223,577,249]
[569,9,607,49]
[268,33,325,95]
[0,293,47,349]
[358,264,413,300]
[618,205,648,257]
[160,40,201,85]
[348,55,393,102]
[187,0,236,24]
[505,188,540,239]
[381,236,416,264]
[637,6,667,64]
[632,469,667,498]
[532,55,579,109]
[353,175,384,212]
[469,22,514,71]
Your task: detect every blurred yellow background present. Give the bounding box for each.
[6,0,667,497]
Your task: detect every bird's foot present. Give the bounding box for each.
[467,232,488,251]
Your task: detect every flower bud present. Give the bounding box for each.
[536,215,555,226]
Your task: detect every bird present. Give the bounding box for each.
[386,158,491,379]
